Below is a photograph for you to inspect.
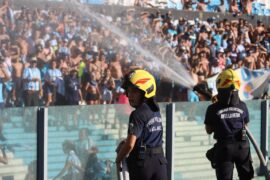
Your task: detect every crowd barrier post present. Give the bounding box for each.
[37,107,48,180]
[166,103,175,180]
[259,100,269,176]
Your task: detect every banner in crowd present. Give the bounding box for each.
[207,67,270,100]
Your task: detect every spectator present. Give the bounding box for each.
[0,58,10,108]
[216,48,226,70]
[58,39,71,57]
[53,140,82,180]
[0,1,267,107]
[182,0,195,10]
[241,0,253,15]
[1,49,13,106]
[230,0,240,14]
[100,68,115,104]
[0,143,8,165]
[109,52,123,102]
[74,128,96,167]
[22,57,42,107]
[197,0,210,11]
[209,58,222,76]
[11,57,23,107]
[85,72,100,105]
[217,0,226,13]
[44,60,62,106]
[65,69,83,105]
[74,128,105,180]
[55,67,68,105]
[188,69,200,102]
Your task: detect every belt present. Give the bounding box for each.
[144,146,163,154]
[217,137,238,143]
[129,146,164,160]
[217,135,243,143]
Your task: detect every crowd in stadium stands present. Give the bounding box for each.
[128,0,268,15]
[0,0,269,108]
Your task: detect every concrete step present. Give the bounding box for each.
[0,165,27,174]
[174,140,212,148]
[0,172,27,180]
[174,157,209,167]
[174,145,209,154]
[173,121,199,127]
[174,150,210,160]
[174,125,205,132]
[175,131,207,137]
[174,163,214,172]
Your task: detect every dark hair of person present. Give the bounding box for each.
[62,140,76,151]
[144,97,159,112]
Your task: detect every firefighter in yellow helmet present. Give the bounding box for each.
[204,68,254,180]
[116,69,167,180]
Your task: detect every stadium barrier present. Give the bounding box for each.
[0,100,268,180]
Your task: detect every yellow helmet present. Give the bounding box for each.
[122,69,156,98]
[216,68,240,90]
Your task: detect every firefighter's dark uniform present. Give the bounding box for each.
[205,100,254,180]
[127,102,167,180]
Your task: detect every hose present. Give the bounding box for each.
[246,127,270,180]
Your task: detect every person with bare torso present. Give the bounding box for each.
[70,47,82,70]
[98,53,108,77]
[0,1,8,25]
[109,52,123,103]
[16,35,29,64]
[85,72,100,105]
[198,51,210,77]
[12,57,23,106]
[100,68,115,104]
[90,55,102,82]
[197,0,210,11]
[110,52,123,87]
[241,0,253,14]
[0,59,10,108]
[182,0,194,10]
[230,0,240,14]
[243,51,255,70]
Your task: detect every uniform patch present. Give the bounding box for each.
[129,123,134,131]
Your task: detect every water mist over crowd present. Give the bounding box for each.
[65,0,196,89]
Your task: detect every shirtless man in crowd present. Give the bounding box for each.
[90,55,102,82]
[12,57,23,106]
[70,48,83,70]
[110,53,123,82]
[97,53,108,77]
[243,51,256,70]
[16,35,29,64]
[0,26,9,43]
[85,72,100,105]
[109,52,123,102]
[241,0,253,15]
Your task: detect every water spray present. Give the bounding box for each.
[63,0,196,89]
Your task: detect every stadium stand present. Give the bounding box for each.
[0,0,269,179]
[0,152,27,180]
